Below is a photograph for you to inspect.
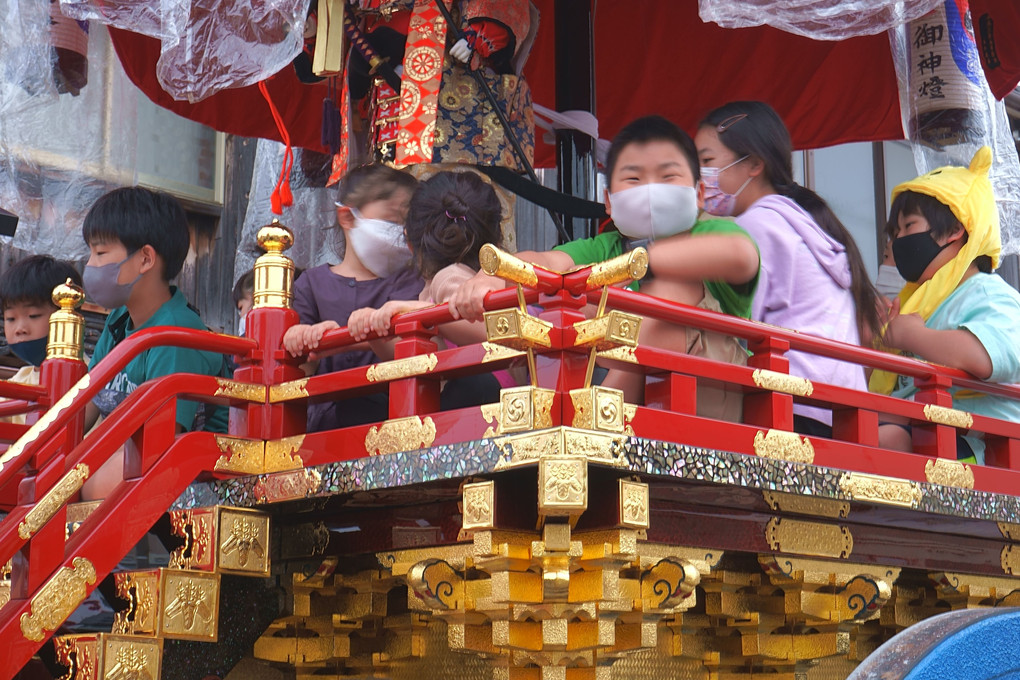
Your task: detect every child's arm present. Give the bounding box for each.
[282,321,341,357]
[883,298,993,379]
[348,300,433,341]
[646,233,759,286]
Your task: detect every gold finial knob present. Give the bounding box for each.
[52,278,85,311]
[257,220,294,255]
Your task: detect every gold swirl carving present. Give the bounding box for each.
[839,472,923,508]
[753,429,814,464]
[641,557,700,610]
[481,342,525,363]
[765,517,854,559]
[213,379,266,402]
[598,346,638,363]
[498,386,555,434]
[268,378,309,403]
[924,458,975,489]
[587,248,648,288]
[0,373,90,474]
[751,369,814,397]
[570,386,625,433]
[462,481,495,531]
[366,353,438,382]
[19,464,90,540]
[478,244,538,287]
[483,308,552,349]
[922,403,974,429]
[407,559,463,610]
[265,434,305,473]
[21,557,96,641]
[364,416,437,456]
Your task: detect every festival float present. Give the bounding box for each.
[2,2,1020,680]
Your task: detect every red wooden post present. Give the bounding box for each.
[912,372,958,459]
[389,320,441,418]
[744,335,794,431]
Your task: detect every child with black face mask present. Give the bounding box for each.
[873,147,1020,463]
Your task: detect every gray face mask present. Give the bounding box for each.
[83,253,141,310]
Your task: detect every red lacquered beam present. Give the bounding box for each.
[0,400,36,418]
[0,382,46,403]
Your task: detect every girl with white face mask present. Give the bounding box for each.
[282,164,424,432]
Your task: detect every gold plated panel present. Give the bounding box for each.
[366,353,439,382]
[586,247,648,288]
[571,387,626,433]
[168,508,216,571]
[838,472,923,508]
[762,491,850,519]
[112,570,160,636]
[924,458,975,489]
[753,429,814,464]
[213,379,266,402]
[573,311,642,351]
[19,463,89,540]
[218,507,271,576]
[99,635,162,680]
[538,458,588,516]
[482,342,526,363]
[462,481,496,531]
[265,434,305,472]
[751,369,814,397]
[922,403,974,429]
[497,386,555,435]
[484,308,552,349]
[619,480,650,530]
[213,435,265,475]
[268,378,310,403]
[365,416,437,456]
[494,427,628,469]
[53,633,97,680]
[21,557,96,641]
[1002,545,1020,576]
[765,518,853,559]
[159,569,220,642]
[597,346,638,363]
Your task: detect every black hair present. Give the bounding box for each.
[605,115,700,183]
[232,269,255,306]
[82,187,190,281]
[700,101,882,343]
[404,171,503,280]
[336,163,418,210]
[887,190,992,273]
[0,255,83,309]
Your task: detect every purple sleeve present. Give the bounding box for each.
[737,208,795,322]
[292,268,320,325]
[387,267,426,301]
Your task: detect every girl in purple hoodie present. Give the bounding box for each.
[694,101,881,436]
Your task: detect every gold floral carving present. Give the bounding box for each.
[265,434,305,472]
[481,342,525,363]
[268,378,309,403]
[99,636,162,680]
[924,458,975,489]
[160,569,220,641]
[113,570,160,635]
[0,373,90,474]
[218,508,271,575]
[213,378,266,402]
[493,427,627,469]
[922,403,974,429]
[765,518,853,559]
[407,559,464,610]
[253,468,323,504]
[538,458,588,516]
[19,463,89,540]
[21,557,96,641]
[54,635,96,679]
[752,369,814,397]
[762,491,850,519]
[462,481,495,531]
[366,353,438,382]
[587,247,648,288]
[364,416,437,456]
[478,243,538,287]
[598,346,638,363]
[169,509,215,571]
[213,436,266,474]
[641,558,700,610]
[753,429,815,464]
[839,472,923,508]
[619,480,650,529]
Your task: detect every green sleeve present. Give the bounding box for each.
[691,218,760,319]
[553,232,625,267]
[88,328,113,371]
[144,345,227,432]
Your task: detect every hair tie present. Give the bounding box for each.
[445,210,467,222]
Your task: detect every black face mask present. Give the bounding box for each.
[892,231,950,283]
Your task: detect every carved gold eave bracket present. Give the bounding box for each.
[214,434,305,475]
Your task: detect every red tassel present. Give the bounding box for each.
[259,80,294,216]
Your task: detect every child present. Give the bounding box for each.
[347,171,508,409]
[0,255,83,423]
[283,164,423,431]
[450,115,760,421]
[81,187,230,498]
[232,269,255,334]
[874,147,1020,464]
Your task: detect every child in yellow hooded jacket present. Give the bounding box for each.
[874,146,1020,463]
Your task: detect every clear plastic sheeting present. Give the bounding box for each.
[236,139,340,286]
[59,0,306,103]
[698,0,943,40]
[889,9,1020,257]
[0,17,138,260]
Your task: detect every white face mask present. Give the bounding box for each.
[343,206,412,278]
[608,184,699,241]
[875,263,906,298]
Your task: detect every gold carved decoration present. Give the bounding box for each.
[21,557,96,641]
[364,416,437,456]
[839,472,923,508]
[46,279,85,362]
[218,507,271,576]
[483,307,552,350]
[253,467,323,504]
[587,247,648,288]
[570,386,626,433]
[763,491,850,519]
[253,222,296,310]
[99,636,163,680]
[922,403,974,429]
[494,427,628,469]
[538,457,588,516]
[1002,545,1020,576]
[924,458,975,489]
[478,243,539,287]
[494,386,555,435]
[619,479,650,530]
[268,378,309,403]
[641,558,700,610]
[0,373,90,474]
[53,634,96,679]
[265,434,305,472]
[113,569,160,635]
[752,369,814,397]
[573,310,643,351]
[159,569,220,642]
[765,517,853,559]
[931,571,1020,603]
[759,556,899,623]
[407,559,464,610]
[481,341,525,363]
[213,435,266,475]
[169,508,216,571]
[598,345,638,363]
[462,480,495,531]
[19,463,89,540]
[366,353,438,382]
[213,378,266,402]
[753,429,815,464]
[999,522,1020,541]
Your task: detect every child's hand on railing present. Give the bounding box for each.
[282,321,340,357]
[350,301,432,340]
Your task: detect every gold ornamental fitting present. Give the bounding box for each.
[586,248,648,288]
[253,220,296,310]
[46,278,85,362]
[478,244,538,288]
